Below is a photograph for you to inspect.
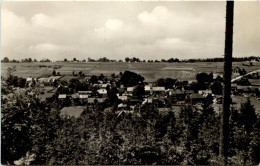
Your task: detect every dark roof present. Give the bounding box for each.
[170,89,185,95]
[190,93,205,99]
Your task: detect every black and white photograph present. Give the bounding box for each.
[1,0,260,165]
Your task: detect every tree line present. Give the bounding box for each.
[2,56,259,63]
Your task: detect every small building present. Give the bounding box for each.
[79,94,88,99]
[118,103,127,110]
[72,93,80,99]
[152,87,166,97]
[58,94,67,99]
[127,87,134,95]
[144,85,151,96]
[97,89,107,97]
[142,98,153,105]
[78,91,92,95]
[101,83,110,89]
[26,77,33,83]
[117,95,128,101]
[185,90,194,95]
[198,90,213,96]
[169,89,186,101]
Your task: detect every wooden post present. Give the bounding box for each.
[220,1,234,165]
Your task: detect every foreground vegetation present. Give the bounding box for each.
[2,74,260,165]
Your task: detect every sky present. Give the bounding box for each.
[1,1,260,61]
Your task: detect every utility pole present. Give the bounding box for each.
[220,1,234,165]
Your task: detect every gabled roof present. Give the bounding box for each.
[101,83,110,88]
[58,94,67,99]
[78,91,92,94]
[190,93,205,99]
[26,78,33,82]
[152,87,165,91]
[118,103,127,108]
[185,90,194,94]
[72,93,80,98]
[145,85,151,91]
[118,95,128,101]
[79,94,88,99]
[198,90,212,94]
[97,89,107,94]
[127,87,134,92]
[170,89,185,95]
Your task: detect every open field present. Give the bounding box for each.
[2,61,260,82]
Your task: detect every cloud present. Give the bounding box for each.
[29,43,60,52]
[156,38,193,50]
[105,19,123,31]
[138,6,171,25]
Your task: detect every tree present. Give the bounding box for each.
[196,72,213,84]
[73,58,77,62]
[239,99,257,134]
[119,71,144,87]
[90,75,98,84]
[125,57,130,62]
[3,57,9,63]
[17,77,26,88]
[107,87,119,106]
[52,70,56,76]
[133,85,145,100]
[210,81,223,95]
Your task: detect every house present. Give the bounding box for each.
[185,90,194,95]
[128,97,141,105]
[72,93,80,99]
[101,83,110,89]
[142,98,153,105]
[58,94,67,99]
[78,91,92,94]
[152,87,166,97]
[169,89,186,101]
[26,77,33,83]
[144,85,151,96]
[213,74,223,80]
[118,103,127,110]
[60,106,85,119]
[97,89,107,97]
[117,95,128,101]
[158,108,172,115]
[190,93,205,104]
[198,90,212,96]
[79,94,88,99]
[176,100,186,105]
[127,87,134,96]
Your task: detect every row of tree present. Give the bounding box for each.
[2,56,259,63]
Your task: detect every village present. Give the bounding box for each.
[8,67,259,119]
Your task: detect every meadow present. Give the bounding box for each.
[2,61,260,82]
